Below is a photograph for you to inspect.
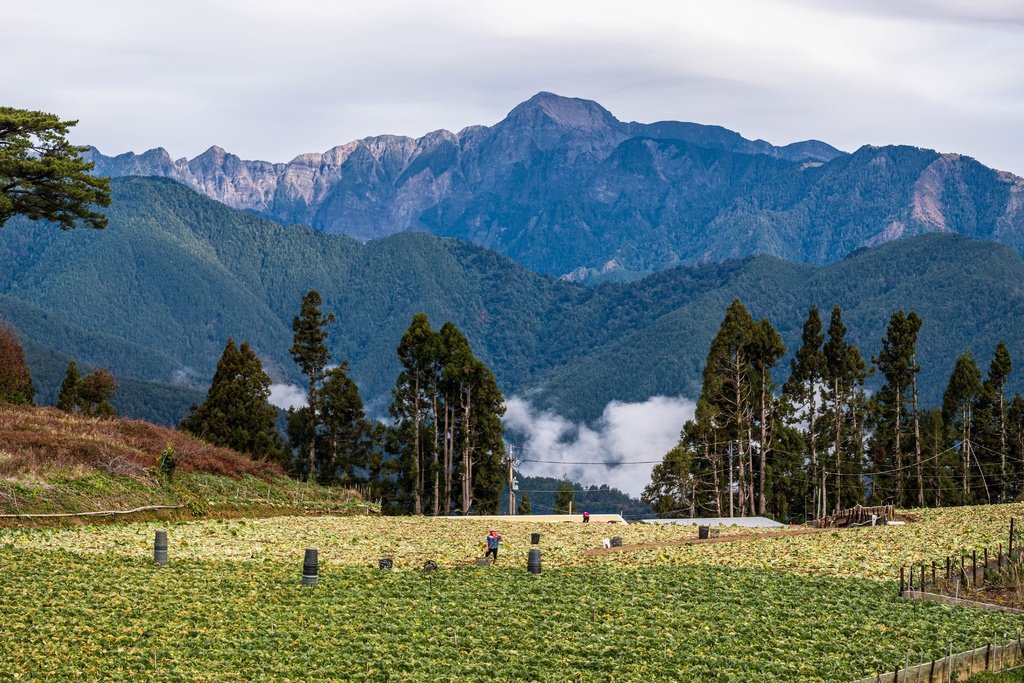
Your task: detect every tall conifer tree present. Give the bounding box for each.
[943,351,984,502]
[784,306,825,517]
[291,290,335,481]
[182,339,284,460]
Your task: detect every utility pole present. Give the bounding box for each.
[507,444,518,516]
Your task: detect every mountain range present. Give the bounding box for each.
[4,177,1024,426]
[83,92,1024,280]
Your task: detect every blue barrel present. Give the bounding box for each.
[699,525,710,540]
[531,532,541,545]
[302,547,318,587]
[528,548,541,574]
[153,529,168,566]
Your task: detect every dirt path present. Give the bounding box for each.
[584,526,837,556]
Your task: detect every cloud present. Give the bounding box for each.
[502,395,695,498]
[3,1,1022,175]
[269,383,307,410]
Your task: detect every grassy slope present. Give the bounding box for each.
[0,403,370,521]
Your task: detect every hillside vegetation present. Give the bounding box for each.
[0,404,368,521]
[4,177,1024,423]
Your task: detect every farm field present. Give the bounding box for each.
[2,504,1024,681]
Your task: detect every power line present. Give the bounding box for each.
[520,458,662,465]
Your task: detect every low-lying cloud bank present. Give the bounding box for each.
[502,396,695,498]
[269,383,307,410]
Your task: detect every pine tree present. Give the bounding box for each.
[554,480,575,514]
[182,339,284,460]
[290,290,335,482]
[0,326,35,406]
[56,361,81,412]
[943,351,984,503]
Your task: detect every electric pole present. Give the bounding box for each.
[507,444,519,515]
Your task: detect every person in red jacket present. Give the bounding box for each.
[485,529,503,562]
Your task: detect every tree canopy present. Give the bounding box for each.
[182,338,285,460]
[0,107,110,229]
[0,325,35,405]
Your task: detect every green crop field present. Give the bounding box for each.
[3,506,1024,681]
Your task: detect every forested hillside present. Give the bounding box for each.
[3,177,1024,425]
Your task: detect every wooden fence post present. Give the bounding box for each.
[1011,518,1015,559]
[901,566,906,595]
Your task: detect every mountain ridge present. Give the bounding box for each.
[5,177,1024,426]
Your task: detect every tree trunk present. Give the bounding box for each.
[808,382,818,518]
[444,402,453,515]
[759,376,768,515]
[306,377,317,483]
[460,383,473,515]
[746,420,755,515]
[431,387,440,516]
[962,404,970,500]
[834,378,842,510]
[912,370,924,508]
[412,374,422,515]
[1000,390,1007,502]
[894,381,902,507]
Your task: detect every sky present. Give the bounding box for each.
[6,0,1024,175]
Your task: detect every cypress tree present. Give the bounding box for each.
[748,318,785,515]
[783,306,824,517]
[942,351,983,503]
[870,310,921,507]
[822,305,867,510]
[977,341,1013,500]
[290,290,335,482]
[320,362,371,484]
[182,338,284,460]
[56,361,81,412]
[391,313,434,514]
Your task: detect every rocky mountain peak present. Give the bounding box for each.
[504,92,620,132]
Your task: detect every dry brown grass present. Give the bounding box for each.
[0,403,281,483]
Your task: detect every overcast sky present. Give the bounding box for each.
[6,0,1023,174]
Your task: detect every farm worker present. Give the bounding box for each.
[583,511,590,523]
[485,529,503,562]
